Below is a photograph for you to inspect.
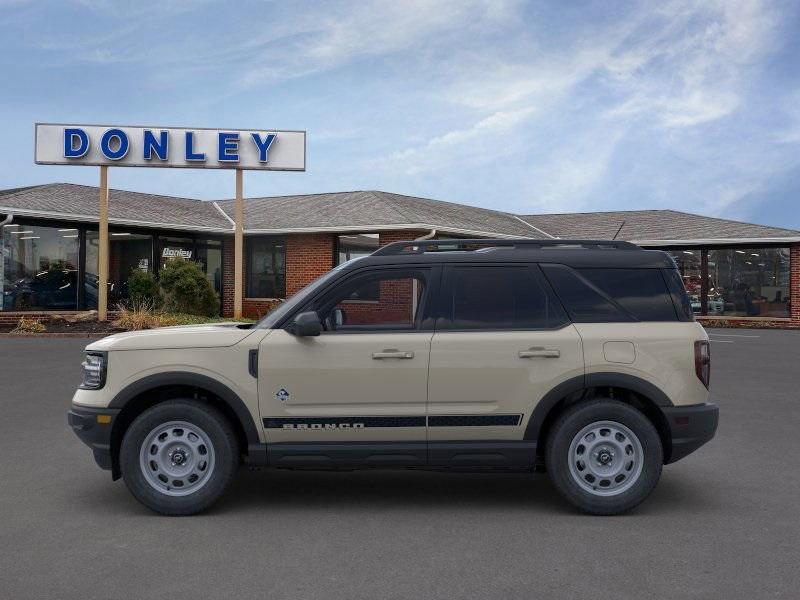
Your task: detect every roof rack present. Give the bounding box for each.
[373,238,640,256]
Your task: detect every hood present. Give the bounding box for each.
[86,323,257,351]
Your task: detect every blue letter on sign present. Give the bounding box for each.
[251,133,276,162]
[185,131,205,161]
[218,132,239,162]
[64,128,89,158]
[143,130,168,160]
[100,128,129,160]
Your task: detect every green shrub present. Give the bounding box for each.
[127,269,162,308]
[158,259,219,317]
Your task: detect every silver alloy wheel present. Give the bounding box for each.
[139,420,216,497]
[567,420,644,497]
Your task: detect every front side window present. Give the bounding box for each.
[443,266,568,330]
[2,223,79,310]
[246,237,285,298]
[312,270,428,332]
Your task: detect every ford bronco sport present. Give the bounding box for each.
[68,239,718,515]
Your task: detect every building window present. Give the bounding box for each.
[707,247,790,318]
[337,233,379,264]
[246,237,285,298]
[665,249,704,315]
[196,240,223,296]
[2,223,80,310]
[85,230,154,308]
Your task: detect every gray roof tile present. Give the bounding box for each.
[215,190,544,238]
[519,210,800,242]
[0,183,231,231]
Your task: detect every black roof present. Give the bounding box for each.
[346,239,675,270]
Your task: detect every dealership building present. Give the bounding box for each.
[1,182,798,328]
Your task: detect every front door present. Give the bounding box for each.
[258,266,437,466]
[426,264,584,466]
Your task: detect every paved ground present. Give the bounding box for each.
[0,329,798,599]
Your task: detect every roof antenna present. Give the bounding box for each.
[612,220,626,240]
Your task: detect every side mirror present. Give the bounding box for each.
[288,311,322,337]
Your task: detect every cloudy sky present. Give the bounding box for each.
[1,0,799,228]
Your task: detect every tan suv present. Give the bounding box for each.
[68,239,718,515]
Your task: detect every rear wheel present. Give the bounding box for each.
[545,399,663,515]
[120,400,239,515]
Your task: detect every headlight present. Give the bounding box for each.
[80,352,107,390]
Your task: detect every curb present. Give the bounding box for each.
[0,333,110,339]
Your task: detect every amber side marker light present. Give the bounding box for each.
[96,415,112,424]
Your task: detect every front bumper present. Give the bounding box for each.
[662,402,719,464]
[67,404,120,471]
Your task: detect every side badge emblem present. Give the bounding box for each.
[275,388,290,402]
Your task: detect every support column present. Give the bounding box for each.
[234,169,244,319]
[98,166,109,321]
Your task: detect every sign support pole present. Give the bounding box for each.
[98,166,109,321]
[234,168,244,320]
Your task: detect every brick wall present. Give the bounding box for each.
[791,243,800,324]
[221,237,235,318]
[285,234,335,297]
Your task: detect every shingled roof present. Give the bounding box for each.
[0,183,231,232]
[1,183,798,243]
[215,190,544,238]
[519,210,800,243]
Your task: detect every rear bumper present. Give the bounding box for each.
[67,404,120,471]
[663,402,719,464]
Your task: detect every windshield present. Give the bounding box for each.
[255,260,355,329]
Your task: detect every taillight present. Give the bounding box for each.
[694,340,710,389]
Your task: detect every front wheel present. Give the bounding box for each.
[120,400,239,515]
[545,399,663,515]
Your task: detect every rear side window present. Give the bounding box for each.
[540,264,631,322]
[577,268,677,321]
[443,266,568,330]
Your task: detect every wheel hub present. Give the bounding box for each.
[568,420,644,497]
[138,421,216,497]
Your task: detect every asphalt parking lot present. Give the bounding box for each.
[1,328,798,599]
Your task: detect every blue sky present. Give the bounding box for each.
[1,0,799,228]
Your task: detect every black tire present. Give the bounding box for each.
[545,399,663,515]
[120,399,239,515]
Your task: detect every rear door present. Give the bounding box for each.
[426,264,584,466]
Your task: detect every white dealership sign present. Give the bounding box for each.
[34,123,306,171]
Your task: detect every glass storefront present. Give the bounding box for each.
[85,230,154,308]
[662,246,791,319]
[666,249,705,314]
[1,223,80,310]
[84,231,223,313]
[707,248,790,318]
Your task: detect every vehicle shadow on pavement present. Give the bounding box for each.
[73,466,716,517]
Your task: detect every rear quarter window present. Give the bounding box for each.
[577,268,678,322]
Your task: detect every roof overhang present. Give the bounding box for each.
[0,209,535,239]
[634,237,800,246]
[0,206,232,234]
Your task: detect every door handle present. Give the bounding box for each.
[518,347,560,359]
[372,349,415,359]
